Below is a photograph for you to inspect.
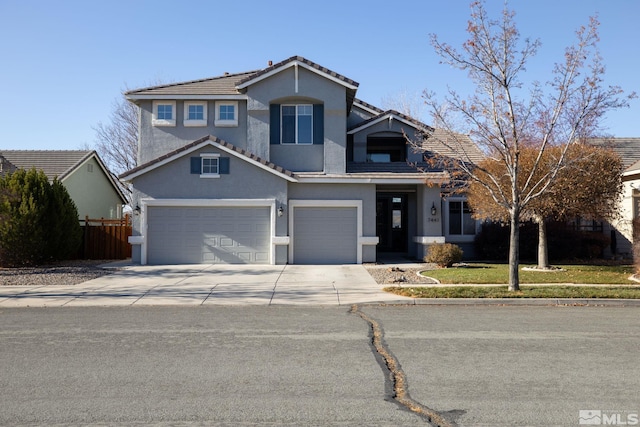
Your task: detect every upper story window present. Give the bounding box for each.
[448,200,476,236]
[270,103,323,146]
[152,101,176,127]
[184,102,207,127]
[366,137,406,162]
[190,153,230,178]
[282,104,313,144]
[215,101,238,127]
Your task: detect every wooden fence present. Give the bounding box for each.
[80,214,132,260]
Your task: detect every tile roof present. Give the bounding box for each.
[423,129,486,165]
[119,135,295,181]
[348,109,435,134]
[587,137,640,171]
[125,71,257,98]
[0,150,94,180]
[347,162,443,174]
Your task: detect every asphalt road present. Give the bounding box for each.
[1,305,638,426]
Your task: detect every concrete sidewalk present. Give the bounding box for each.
[0,264,413,307]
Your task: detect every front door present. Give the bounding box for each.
[376,194,408,252]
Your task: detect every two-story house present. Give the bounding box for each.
[121,56,483,265]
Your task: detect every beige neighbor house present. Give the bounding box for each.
[0,150,127,220]
[588,138,640,258]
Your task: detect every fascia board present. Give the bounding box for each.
[126,94,247,101]
[236,60,358,91]
[123,139,297,183]
[347,113,423,135]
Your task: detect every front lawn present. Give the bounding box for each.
[418,263,636,285]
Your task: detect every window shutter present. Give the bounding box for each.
[190,157,201,174]
[270,104,280,145]
[313,104,324,145]
[219,157,230,174]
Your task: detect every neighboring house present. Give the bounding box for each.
[0,155,17,177]
[121,55,483,265]
[0,150,127,220]
[588,138,640,257]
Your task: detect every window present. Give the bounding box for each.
[152,101,176,126]
[448,200,476,235]
[202,157,219,175]
[215,101,238,127]
[184,102,207,127]
[190,154,230,177]
[282,104,313,144]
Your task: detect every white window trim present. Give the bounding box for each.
[215,101,238,127]
[184,101,207,127]
[200,153,220,178]
[152,101,176,127]
[281,104,313,145]
[444,197,478,242]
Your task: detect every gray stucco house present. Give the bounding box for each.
[1,150,127,220]
[121,56,482,265]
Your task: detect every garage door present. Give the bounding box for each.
[147,206,270,264]
[293,207,357,264]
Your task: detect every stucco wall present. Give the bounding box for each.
[245,66,347,173]
[137,100,248,164]
[62,157,123,219]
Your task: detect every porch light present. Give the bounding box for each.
[277,206,284,217]
[431,202,437,216]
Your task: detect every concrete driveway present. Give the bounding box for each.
[0,264,412,307]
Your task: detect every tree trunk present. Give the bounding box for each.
[508,208,520,291]
[535,215,550,269]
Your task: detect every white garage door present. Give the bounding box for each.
[147,206,270,264]
[293,207,357,264]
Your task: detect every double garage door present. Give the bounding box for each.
[147,206,270,264]
[145,205,358,265]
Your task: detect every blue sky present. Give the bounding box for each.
[1,0,638,151]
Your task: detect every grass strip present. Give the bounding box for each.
[384,285,640,299]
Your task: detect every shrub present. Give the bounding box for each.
[425,243,463,268]
[0,169,81,267]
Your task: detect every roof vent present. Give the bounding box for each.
[268,60,273,66]
[224,72,229,76]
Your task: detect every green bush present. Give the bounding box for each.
[0,169,81,267]
[425,243,464,268]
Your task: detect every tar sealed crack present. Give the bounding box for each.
[350,304,456,427]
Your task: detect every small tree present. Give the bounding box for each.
[468,143,624,268]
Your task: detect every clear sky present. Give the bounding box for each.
[1,0,638,151]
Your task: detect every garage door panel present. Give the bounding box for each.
[147,206,270,264]
[293,207,357,264]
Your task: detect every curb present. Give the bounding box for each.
[386,298,640,307]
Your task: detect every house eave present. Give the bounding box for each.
[126,94,248,102]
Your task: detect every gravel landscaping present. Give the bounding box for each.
[0,260,118,286]
[364,264,439,285]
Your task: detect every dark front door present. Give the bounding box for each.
[376,194,408,252]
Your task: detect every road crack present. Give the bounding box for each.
[350,304,455,427]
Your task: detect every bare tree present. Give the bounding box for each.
[91,87,139,204]
[411,1,633,290]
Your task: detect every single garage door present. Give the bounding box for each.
[293,207,357,264]
[147,206,270,264]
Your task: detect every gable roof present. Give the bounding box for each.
[119,135,297,182]
[0,150,127,203]
[587,137,640,171]
[347,109,435,135]
[126,56,360,110]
